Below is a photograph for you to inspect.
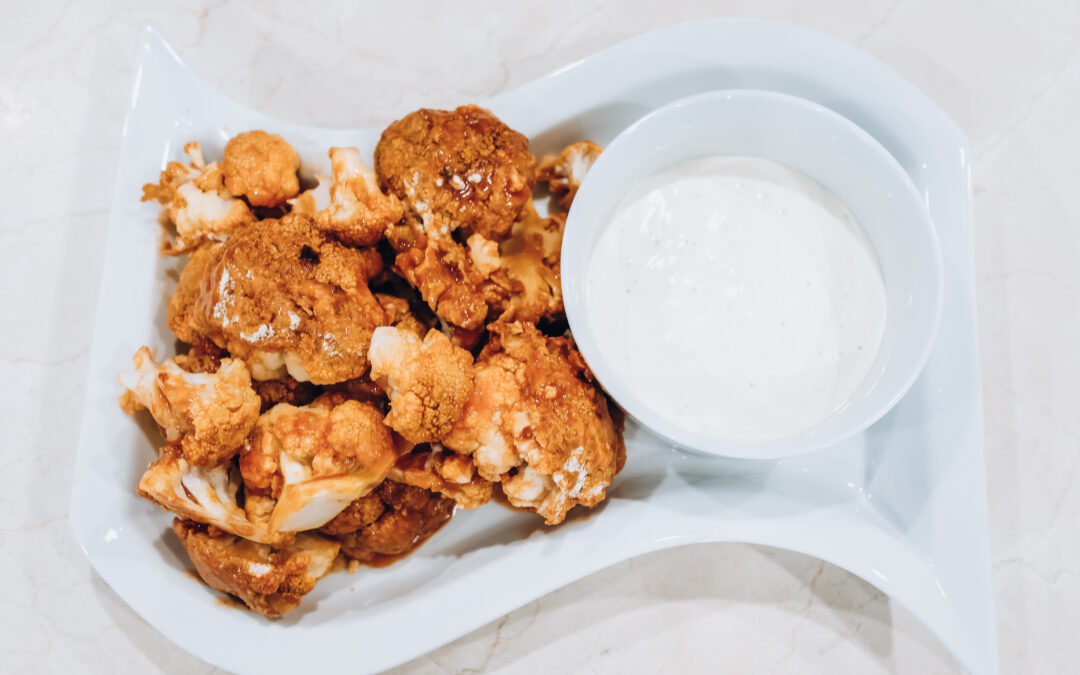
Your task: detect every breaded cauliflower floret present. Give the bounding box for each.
[142,141,254,254]
[173,519,339,618]
[442,321,625,524]
[168,213,387,385]
[387,232,492,330]
[390,445,492,509]
[368,326,474,444]
[483,202,566,323]
[137,444,270,541]
[331,480,454,566]
[118,346,260,468]
[221,130,301,207]
[317,490,386,536]
[536,140,602,211]
[239,393,398,535]
[375,105,535,241]
[289,147,404,246]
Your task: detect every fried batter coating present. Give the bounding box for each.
[173,519,339,618]
[118,346,260,468]
[172,344,225,374]
[483,202,565,323]
[289,147,403,246]
[318,491,385,536]
[251,376,322,412]
[168,213,387,385]
[142,141,255,254]
[375,105,534,241]
[388,232,491,330]
[239,393,398,535]
[390,445,492,509]
[368,326,474,444]
[137,444,270,541]
[536,140,602,211]
[222,131,301,207]
[442,322,625,524]
[335,480,454,565]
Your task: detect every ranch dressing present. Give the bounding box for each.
[587,156,886,442]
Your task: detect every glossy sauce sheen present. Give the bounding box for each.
[587,156,887,441]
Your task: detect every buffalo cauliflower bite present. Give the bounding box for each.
[173,519,339,618]
[368,326,474,444]
[142,141,254,254]
[387,231,492,330]
[289,147,404,246]
[239,393,398,535]
[137,444,271,541]
[442,321,625,524]
[390,445,493,509]
[118,346,260,468]
[332,480,454,566]
[536,140,602,211]
[375,105,535,241]
[483,202,566,323]
[221,130,301,207]
[167,213,387,385]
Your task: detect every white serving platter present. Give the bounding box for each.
[70,19,996,675]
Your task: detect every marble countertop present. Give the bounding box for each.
[3,1,1075,672]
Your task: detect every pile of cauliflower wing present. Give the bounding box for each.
[120,107,621,617]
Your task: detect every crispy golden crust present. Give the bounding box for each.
[251,376,322,412]
[318,492,385,536]
[222,131,301,207]
[169,244,222,343]
[390,447,493,509]
[172,344,225,374]
[442,321,624,524]
[168,213,387,385]
[173,519,339,618]
[118,346,260,468]
[536,140,602,211]
[368,327,474,444]
[336,480,454,565]
[375,105,534,241]
[239,393,398,535]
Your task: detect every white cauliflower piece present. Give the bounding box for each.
[142,141,254,254]
[118,346,261,468]
[368,326,474,444]
[239,393,398,534]
[442,321,625,524]
[137,444,274,542]
[289,147,403,246]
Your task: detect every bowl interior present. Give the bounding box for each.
[562,89,944,459]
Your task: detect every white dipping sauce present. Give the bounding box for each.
[587,156,886,442]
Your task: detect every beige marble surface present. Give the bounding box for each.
[2,0,1076,672]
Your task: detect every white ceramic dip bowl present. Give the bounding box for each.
[562,89,944,459]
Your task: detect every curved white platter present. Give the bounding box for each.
[70,19,996,675]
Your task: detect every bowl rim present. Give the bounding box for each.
[561,88,945,459]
